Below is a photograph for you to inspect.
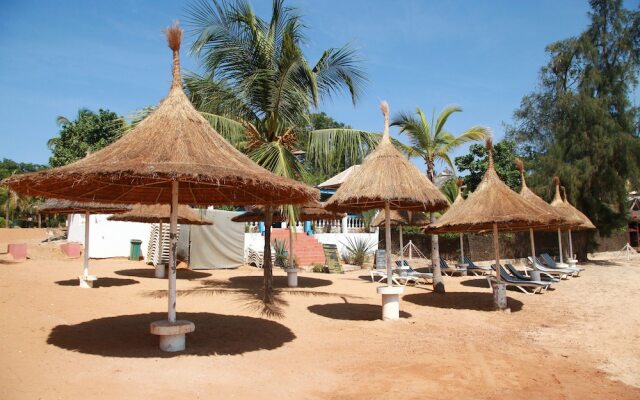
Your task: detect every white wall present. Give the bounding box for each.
[68,214,152,259]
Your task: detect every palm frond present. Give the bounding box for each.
[434,105,462,137]
[306,128,378,172]
[313,44,367,106]
[443,126,492,152]
[199,112,248,148]
[248,141,303,179]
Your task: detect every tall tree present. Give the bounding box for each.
[455,140,522,193]
[0,159,47,227]
[185,0,372,305]
[48,108,126,167]
[391,106,490,293]
[506,0,640,236]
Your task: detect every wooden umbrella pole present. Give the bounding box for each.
[568,229,574,260]
[528,228,536,277]
[83,210,90,277]
[263,206,274,303]
[289,221,294,270]
[459,233,464,263]
[168,180,178,323]
[557,228,564,264]
[158,221,163,266]
[385,202,392,286]
[493,223,501,283]
[399,224,404,265]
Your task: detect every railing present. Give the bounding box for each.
[244,215,371,233]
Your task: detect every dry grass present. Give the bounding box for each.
[370,209,430,227]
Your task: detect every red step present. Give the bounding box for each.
[270,228,325,267]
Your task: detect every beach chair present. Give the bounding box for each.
[370,250,388,282]
[439,258,467,276]
[540,253,583,276]
[505,263,559,283]
[527,256,572,279]
[322,244,343,274]
[488,264,550,294]
[395,260,433,284]
[462,256,492,276]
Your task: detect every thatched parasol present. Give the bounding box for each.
[2,23,318,351]
[371,209,429,266]
[428,140,561,309]
[107,204,212,225]
[38,199,130,285]
[451,179,467,263]
[325,101,448,320]
[515,160,576,272]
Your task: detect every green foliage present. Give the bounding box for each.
[340,236,375,266]
[402,225,422,234]
[361,209,377,231]
[48,108,126,167]
[1,159,48,227]
[440,178,459,203]
[273,239,288,268]
[455,140,521,193]
[185,0,367,184]
[311,263,329,273]
[505,0,640,234]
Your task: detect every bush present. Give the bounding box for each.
[273,239,288,269]
[340,236,376,266]
[311,263,329,273]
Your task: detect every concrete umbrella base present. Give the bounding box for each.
[155,263,166,279]
[376,286,404,320]
[492,283,509,312]
[78,275,97,288]
[286,268,299,287]
[150,320,195,352]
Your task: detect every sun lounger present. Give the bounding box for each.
[527,256,572,279]
[395,260,433,284]
[439,258,467,276]
[505,263,559,283]
[540,253,583,276]
[488,264,550,294]
[462,256,492,276]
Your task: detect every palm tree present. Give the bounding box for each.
[391,106,490,293]
[185,0,377,305]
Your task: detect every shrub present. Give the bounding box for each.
[311,263,328,273]
[273,239,288,269]
[341,236,376,266]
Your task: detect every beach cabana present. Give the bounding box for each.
[37,199,130,288]
[3,23,317,352]
[325,101,449,320]
[108,204,212,278]
[232,202,344,286]
[428,140,561,310]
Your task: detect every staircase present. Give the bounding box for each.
[270,228,326,267]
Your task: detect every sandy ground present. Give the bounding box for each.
[1,231,639,399]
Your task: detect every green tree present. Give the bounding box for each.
[0,159,47,227]
[185,0,370,305]
[48,108,126,167]
[455,140,522,193]
[391,106,490,293]
[505,0,640,235]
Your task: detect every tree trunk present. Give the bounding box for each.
[263,206,274,304]
[426,159,445,293]
[4,199,9,228]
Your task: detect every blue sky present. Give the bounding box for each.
[1,0,633,173]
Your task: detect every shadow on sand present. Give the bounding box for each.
[459,278,491,289]
[115,268,212,280]
[211,275,333,289]
[47,312,295,358]
[308,303,411,321]
[55,277,140,288]
[403,291,524,312]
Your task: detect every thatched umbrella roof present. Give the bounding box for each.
[108,204,212,225]
[37,198,130,215]
[515,160,576,230]
[2,25,317,207]
[324,103,448,213]
[371,210,429,227]
[428,140,562,234]
[549,178,596,230]
[231,201,344,223]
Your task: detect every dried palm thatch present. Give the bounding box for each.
[371,210,429,227]
[549,178,596,230]
[37,198,131,215]
[107,204,212,225]
[428,140,562,234]
[231,201,344,223]
[515,159,576,230]
[2,23,317,207]
[324,102,449,212]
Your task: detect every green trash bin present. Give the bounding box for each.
[129,239,143,261]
